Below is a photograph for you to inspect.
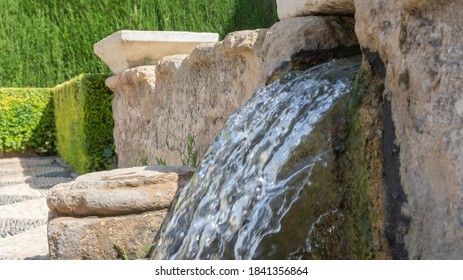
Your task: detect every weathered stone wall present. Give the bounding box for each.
[353,0,463,259]
[108,17,358,167]
[107,31,266,167]
[274,0,463,259]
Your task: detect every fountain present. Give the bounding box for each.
[152,57,360,259]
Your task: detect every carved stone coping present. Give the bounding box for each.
[94,30,219,74]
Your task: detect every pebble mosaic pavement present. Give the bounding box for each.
[0,157,75,260]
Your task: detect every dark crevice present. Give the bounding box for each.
[267,44,361,84]
[362,48,386,79]
[382,94,411,260]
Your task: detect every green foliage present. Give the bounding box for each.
[0,0,278,88]
[338,64,377,259]
[138,152,149,166]
[182,133,199,168]
[128,150,150,167]
[143,57,154,66]
[54,74,116,174]
[155,157,167,166]
[114,242,156,260]
[0,88,56,154]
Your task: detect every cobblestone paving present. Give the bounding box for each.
[0,157,75,260]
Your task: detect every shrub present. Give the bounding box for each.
[54,74,116,174]
[0,88,56,154]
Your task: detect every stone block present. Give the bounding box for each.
[276,0,355,20]
[261,16,358,78]
[47,166,195,217]
[48,210,167,260]
[94,30,219,74]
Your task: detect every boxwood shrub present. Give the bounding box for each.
[0,88,56,154]
[54,74,116,174]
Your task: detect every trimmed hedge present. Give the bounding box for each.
[0,0,278,88]
[0,88,56,154]
[54,74,116,174]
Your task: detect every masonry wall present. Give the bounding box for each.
[107,17,358,167]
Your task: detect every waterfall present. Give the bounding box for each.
[152,57,360,260]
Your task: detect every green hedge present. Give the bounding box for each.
[0,88,56,154]
[0,0,278,88]
[54,74,116,174]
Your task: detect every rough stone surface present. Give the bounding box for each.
[108,17,358,168]
[261,17,358,78]
[107,29,268,167]
[354,0,463,259]
[48,210,167,260]
[276,0,355,20]
[94,30,219,74]
[47,166,194,217]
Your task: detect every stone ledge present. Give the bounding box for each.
[47,166,195,217]
[94,30,219,74]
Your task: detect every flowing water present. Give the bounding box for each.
[152,58,360,260]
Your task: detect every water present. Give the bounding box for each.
[152,58,360,260]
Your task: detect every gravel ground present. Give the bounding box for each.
[0,157,75,260]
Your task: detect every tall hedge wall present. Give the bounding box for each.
[54,74,115,174]
[0,0,278,88]
[0,88,56,154]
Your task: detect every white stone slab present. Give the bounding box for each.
[277,0,355,20]
[94,30,219,74]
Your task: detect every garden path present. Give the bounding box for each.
[0,157,76,260]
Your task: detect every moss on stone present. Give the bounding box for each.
[263,55,388,260]
[338,60,392,259]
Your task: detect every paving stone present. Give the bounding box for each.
[0,225,49,260]
[0,194,41,206]
[0,197,48,220]
[0,218,47,238]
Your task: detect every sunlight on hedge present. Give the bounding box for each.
[0,88,56,154]
[54,74,116,174]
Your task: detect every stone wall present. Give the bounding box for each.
[354,0,463,259]
[274,0,463,259]
[107,17,358,167]
[107,31,266,167]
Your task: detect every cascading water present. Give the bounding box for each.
[152,58,360,260]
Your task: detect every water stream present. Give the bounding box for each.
[152,58,360,259]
